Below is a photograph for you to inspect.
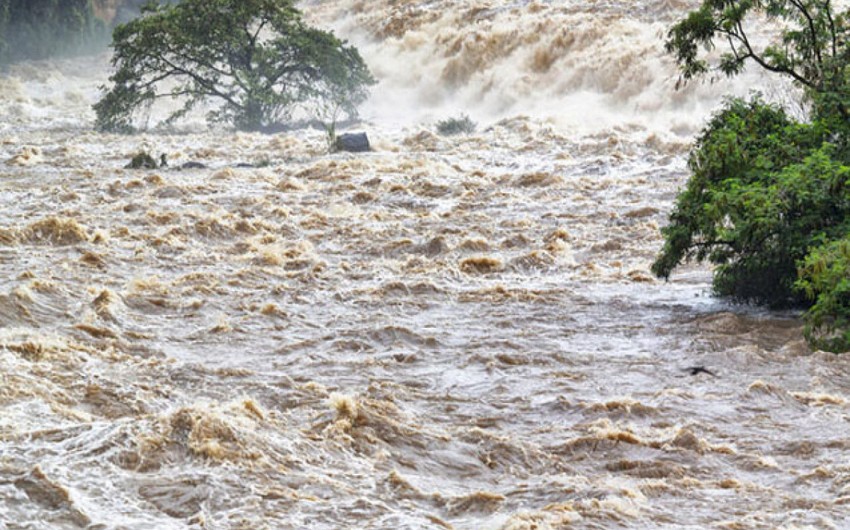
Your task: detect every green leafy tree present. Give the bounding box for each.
[652,98,848,304]
[666,0,850,122]
[657,0,850,351]
[94,0,376,132]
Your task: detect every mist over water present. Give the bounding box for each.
[1,2,849,529]
[305,0,798,135]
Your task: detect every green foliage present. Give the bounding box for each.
[658,1,850,351]
[436,114,477,136]
[665,0,850,120]
[796,236,850,352]
[0,0,108,65]
[652,97,846,306]
[653,97,850,348]
[94,0,376,132]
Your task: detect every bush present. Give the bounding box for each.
[658,0,850,352]
[94,0,375,132]
[797,237,850,353]
[653,98,826,303]
[436,114,477,136]
[653,96,850,349]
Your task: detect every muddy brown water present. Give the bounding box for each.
[2,1,850,529]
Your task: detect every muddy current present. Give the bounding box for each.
[2,1,850,529]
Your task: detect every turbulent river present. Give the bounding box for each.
[2,1,850,529]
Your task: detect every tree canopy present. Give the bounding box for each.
[666,0,850,121]
[94,0,376,132]
[656,0,850,352]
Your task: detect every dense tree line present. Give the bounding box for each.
[0,0,108,65]
[657,0,850,352]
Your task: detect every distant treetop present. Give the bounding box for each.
[93,0,376,132]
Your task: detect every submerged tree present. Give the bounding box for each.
[655,0,850,352]
[94,0,376,132]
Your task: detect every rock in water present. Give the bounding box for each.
[335,132,370,153]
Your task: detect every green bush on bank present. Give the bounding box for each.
[657,0,850,352]
[797,236,850,352]
[653,97,850,352]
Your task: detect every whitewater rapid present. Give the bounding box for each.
[1,1,849,529]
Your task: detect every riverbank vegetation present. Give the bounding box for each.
[436,114,477,136]
[655,0,850,352]
[93,0,375,132]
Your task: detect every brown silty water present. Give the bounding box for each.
[2,1,850,529]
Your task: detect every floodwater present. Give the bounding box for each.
[2,1,849,529]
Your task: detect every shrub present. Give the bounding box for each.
[657,0,850,351]
[652,97,837,304]
[653,97,850,349]
[653,97,850,348]
[797,237,850,353]
[436,114,477,136]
